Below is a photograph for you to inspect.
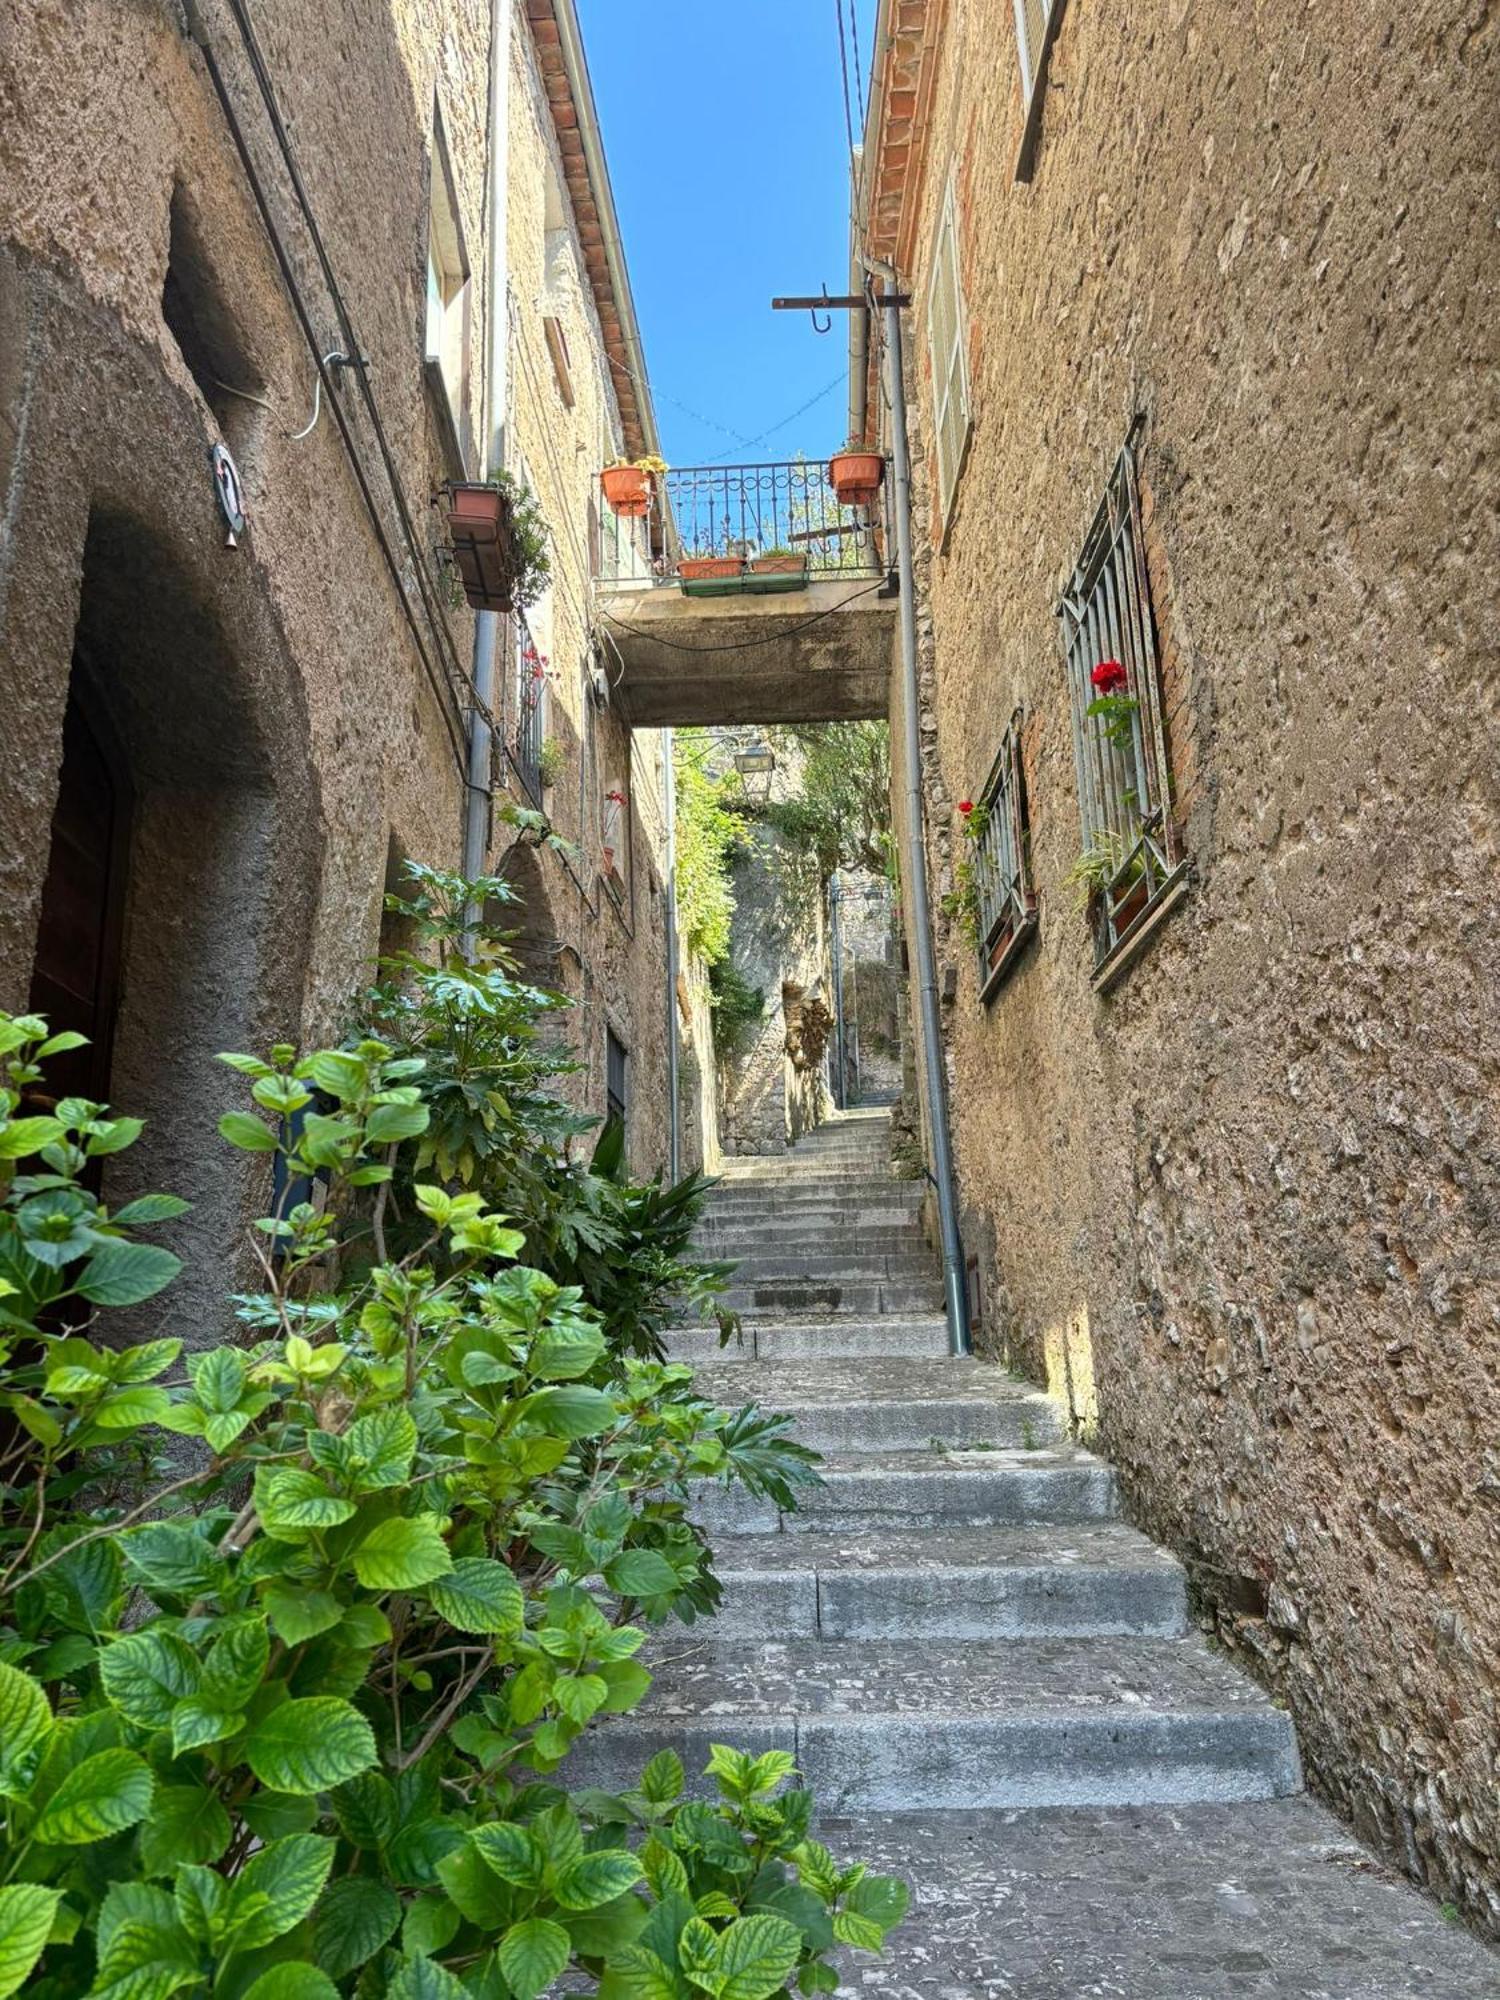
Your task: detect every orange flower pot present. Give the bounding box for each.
[678,556,744,583]
[828,449,884,507]
[600,465,653,517]
[445,483,517,611]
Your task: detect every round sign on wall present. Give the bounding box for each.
[211,442,245,545]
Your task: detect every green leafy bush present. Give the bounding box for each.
[706,964,765,1066]
[0,980,903,1998]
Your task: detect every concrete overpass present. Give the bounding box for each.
[597,578,898,727]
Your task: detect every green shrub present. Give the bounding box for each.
[707,963,765,1066]
[0,969,904,1997]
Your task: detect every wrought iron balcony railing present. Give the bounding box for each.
[594,458,886,589]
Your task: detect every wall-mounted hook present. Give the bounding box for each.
[809,285,834,335]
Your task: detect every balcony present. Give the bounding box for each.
[593,458,898,727]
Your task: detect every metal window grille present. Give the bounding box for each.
[1059,441,1184,970]
[605,1028,627,1130]
[973,714,1038,998]
[926,179,971,532]
[511,611,546,804]
[1013,0,1062,104]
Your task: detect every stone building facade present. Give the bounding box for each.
[0,0,683,1328]
[859,0,1499,1932]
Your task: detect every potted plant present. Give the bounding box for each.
[828,441,885,507]
[600,453,668,517]
[1065,828,1149,934]
[678,542,746,593]
[444,469,551,612]
[747,543,809,593]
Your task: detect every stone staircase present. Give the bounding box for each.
[571,1107,1500,1996]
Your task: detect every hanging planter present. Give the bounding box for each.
[827,447,884,508]
[600,455,667,518]
[443,473,551,614]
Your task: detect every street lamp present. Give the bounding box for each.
[733,742,776,803]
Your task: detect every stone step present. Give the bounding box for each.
[697,1221,928,1252]
[721,1275,945,1317]
[688,1356,1059,1454]
[712,1163,905,1188]
[821,1799,1500,1998]
[711,1250,938,1284]
[668,1315,952,1363]
[692,1443,1119,1536]
[710,1523,1189,1641]
[701,1196,925,1227]
[562,1636,1302,1811]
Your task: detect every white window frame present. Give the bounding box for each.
[424,106,472,470]
[1012,0,1068,181]
[925,175,972,540]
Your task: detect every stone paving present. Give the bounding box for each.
[574,1107,1500,1994]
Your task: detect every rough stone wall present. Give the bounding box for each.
[0,0,492,1325]
[883,0,1500,1932]
[504,10,676,1174]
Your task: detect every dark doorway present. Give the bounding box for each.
[606,1026,628,1133]
[27,669,131,1106]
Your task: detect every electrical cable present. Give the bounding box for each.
[188,21,472,783]
[835,0,859,168]
[599,574,890,655]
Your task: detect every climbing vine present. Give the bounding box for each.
[672,732,749,965]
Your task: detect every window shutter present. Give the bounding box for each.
[926,179,971,533]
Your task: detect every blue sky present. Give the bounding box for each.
[575,0,878,470]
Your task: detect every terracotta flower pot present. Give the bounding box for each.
[1110,876,1150,934]
[600,465,653,517]
[828,449,884,507]
[678,556,744,582]
[445,483,517,611]
[750,553,807,576]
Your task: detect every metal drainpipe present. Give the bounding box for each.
[463,0,513,903]
[829,871,848,1110]
[662,729,681,1181]
[872,271,971,1357]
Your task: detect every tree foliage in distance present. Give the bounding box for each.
[672,734,749,966]
[0,932,905,1998]
[762,725,891,880]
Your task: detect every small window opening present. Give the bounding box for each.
[161,186,261,455]
[972,709,1039,1000]
[425,108,472,471]
[605,1027,628,1133]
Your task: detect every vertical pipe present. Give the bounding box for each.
[880,289,971,1357]
[463,0,513,906]
[829,871,847,1109]
[663,729,681,1181]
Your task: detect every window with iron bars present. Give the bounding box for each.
[1059,441,1186,983]
[971,713,1038,1000]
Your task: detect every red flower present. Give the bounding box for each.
[958,799,974,815]
[1091,658,1127,694]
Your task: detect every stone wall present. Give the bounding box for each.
[0,0,682,1323]
[872,0,1500,1933]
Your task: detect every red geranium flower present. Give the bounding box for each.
[958,799,974,815]
[1091,658,1127,694]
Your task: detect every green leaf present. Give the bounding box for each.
[351,1513,452,1590]
[554,1849,645,1912]
[553,1672,609,1725]
[230,1833,335,1950]
[366,1101,429,1143]
[331,1770,397,1850]
[219,1110,280,1152]
[470,1821,545,1889]
[0,1884,60,2000]
[530,1324,607,1380]
[110,1195,191,1226]
[169,1696,243,1756]
[32,1746,153,1844]
[240,1791,320,1841]
[0,1660,51,1791]
[303,1050,366,1100]
[187,1346,245,1412]
[424,1557,524,1635]
[312,1875,401,1980]
[608,1943,683,2000]
[91,1385,172,1430]
[606,1549,681,1598]
[497,1916,572,2000]
[387,1957,470,2000]
[256,1464,358,1536]
[244,1697,377,1794]
[99,1628,200,1727]
[520,1384,617,1439]
[5,1396,61,1447]
[92,1881,197,1998]
[119,1523,221,1597]
[640,1749,685,1805]
[345,1406,417,1488]
[243,1969,342,2000]
[715,1913,803,2000]
[112,1336,184,1380]
[202,1615,269,1706]
[74,1239,182,1307]
[37,1532,122,1633]
[842,1871,908,1936]
[435,1843,511,1929]
[85,1115,144,1157]
[830,1908,884,1951]
[263,1584,344,1646]
[402,1894,462,1957]
[599,1659,653,1713]
[138,1784,231,1877]
[0,1116,65,1159]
